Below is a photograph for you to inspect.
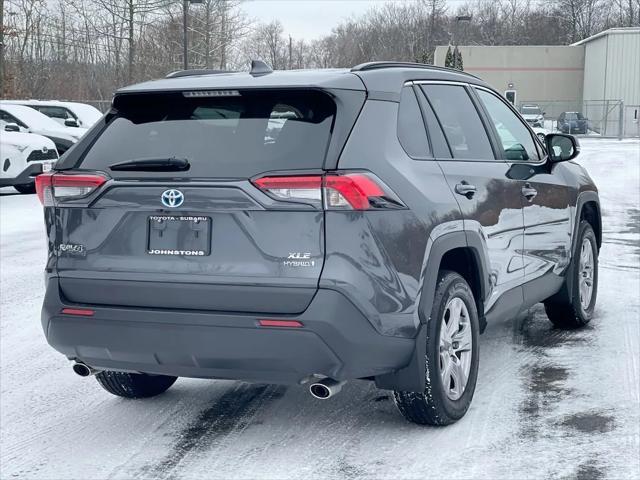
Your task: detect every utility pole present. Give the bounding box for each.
[453,15,472,71]
[183,0,203,70]
[454,15,472,51]
[183,0,188,70]
[0,0,4,98]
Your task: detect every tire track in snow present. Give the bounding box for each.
[135,382,287,479]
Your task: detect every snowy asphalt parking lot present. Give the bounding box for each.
[1,138,639,480]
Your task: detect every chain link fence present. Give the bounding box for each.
[519,99,639,138]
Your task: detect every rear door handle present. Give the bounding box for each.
[455,181,477,199]
[522,183,538,201]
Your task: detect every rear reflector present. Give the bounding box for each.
[258,319,304,328]
[253,172,404,210]
[61,308,95,317]
[36,172,108,206]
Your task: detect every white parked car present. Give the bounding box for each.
[532,126,550,143]
[0,102,86,155]
[0,131,58,194]
[2,100,102,128]
[520,104,545,128]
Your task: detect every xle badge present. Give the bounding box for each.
[284,252,314,267]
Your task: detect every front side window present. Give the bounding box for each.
[421,84,494,161]
[476,89,541,162]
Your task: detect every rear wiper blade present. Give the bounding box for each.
[109,157,190,172]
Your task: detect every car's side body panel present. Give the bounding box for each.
[326,98,463,337]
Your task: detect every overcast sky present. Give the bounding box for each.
[240,0,410,41]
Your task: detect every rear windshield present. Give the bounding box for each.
[566,112,584,120]
[521,106,541,115]
[79,90,336,178]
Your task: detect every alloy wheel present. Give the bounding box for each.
[579,237,595,310]
[439,297,473,401]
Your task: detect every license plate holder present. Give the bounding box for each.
[147,215,211,256]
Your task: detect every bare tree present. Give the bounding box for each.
[1,0,638,101]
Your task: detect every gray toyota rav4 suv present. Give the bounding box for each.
[37,61,601,425]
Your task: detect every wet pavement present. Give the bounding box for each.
[1,138,638,479]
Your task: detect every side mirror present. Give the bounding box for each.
[64,118,79,128]
[546,133,579,162]
[542,112,546,116]
[4,123,20,132]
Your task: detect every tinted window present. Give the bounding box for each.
[38,106,74,120]
[397,87,430,159]
[421,85,494,160]
[0,110,25,128]
[477,89,540,162]
[80,90,335,178]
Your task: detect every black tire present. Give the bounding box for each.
[394,271,480,426]
[544,221,598,329]
[14,183,36,194]
[95,371,177,398]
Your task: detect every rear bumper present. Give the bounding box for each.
[42,278,415,385]
[0,163,42,187]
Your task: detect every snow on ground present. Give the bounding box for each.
[1,138,639,480]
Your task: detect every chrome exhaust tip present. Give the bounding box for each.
[72,362,96,377]
[309,378,345,399]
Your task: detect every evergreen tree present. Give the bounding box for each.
[453,46,464,71]
[444,45,454,68]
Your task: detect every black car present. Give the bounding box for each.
[558,111,589,134]
[36,61,601,426]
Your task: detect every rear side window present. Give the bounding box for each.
[416,90,452,159]
[397,87,430,159]
[80,90,336,178]
[421,85,494,161]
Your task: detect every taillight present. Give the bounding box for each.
[253,172,404,210]
[253,176,323,204]
[324,174,385,210]
[36,172,108,206]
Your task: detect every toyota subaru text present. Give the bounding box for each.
[38,61,601,425]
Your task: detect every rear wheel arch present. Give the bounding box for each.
[439,247,485,325]
[375,230,489,393]
[420,230,489,330]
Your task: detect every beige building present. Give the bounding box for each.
[434,28,640,136]
[434,45,585,107]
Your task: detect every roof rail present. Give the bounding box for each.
[165,69,233,79]
[351,61,481,80]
